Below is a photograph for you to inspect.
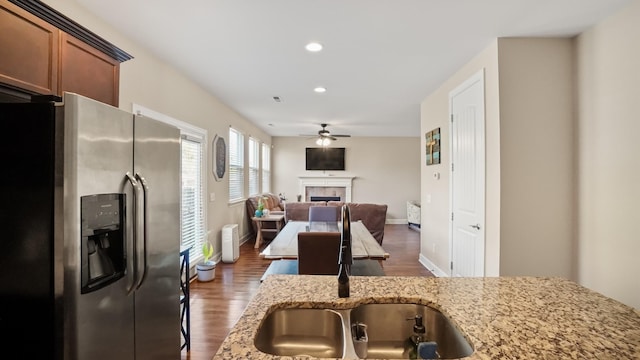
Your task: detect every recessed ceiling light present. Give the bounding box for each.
[314,87,327,93]
[305,42,323,52]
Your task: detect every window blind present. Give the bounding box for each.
[261,143,271,193]
[228,128,244,202]
[181,136,206,262]
[248,137,259,196]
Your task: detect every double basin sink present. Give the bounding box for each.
[254,303,474,359]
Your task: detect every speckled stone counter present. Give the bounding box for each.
[213,276,640,359]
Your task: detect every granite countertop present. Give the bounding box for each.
[213,276,640,359]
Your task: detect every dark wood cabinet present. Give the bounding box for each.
[0,1,59,95]
[60,32,120,107]
[0,0,132,106]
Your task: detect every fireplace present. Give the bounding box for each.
[306,187,345,201]
[299,176,354,202]
[310,196,341,201]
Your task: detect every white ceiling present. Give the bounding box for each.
[77,0,631,138]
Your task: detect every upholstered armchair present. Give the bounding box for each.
[407,200,421,228]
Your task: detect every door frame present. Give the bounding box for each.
[448,69,486,277]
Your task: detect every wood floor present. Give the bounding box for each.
[181,224,432,360]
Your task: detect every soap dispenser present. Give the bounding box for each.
[406,314,426,359]
[410,314,425,344]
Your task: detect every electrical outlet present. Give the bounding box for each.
[432,243,436,253]
[209,192,215,202]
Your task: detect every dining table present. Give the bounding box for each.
[259,220,389,260]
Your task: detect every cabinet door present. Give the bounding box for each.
[0,1,59,95]
[60,32,120,107]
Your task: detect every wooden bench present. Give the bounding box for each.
[260,259,385,282]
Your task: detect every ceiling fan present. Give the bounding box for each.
[302,123,351,146]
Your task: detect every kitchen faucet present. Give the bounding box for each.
[338,204,352,298]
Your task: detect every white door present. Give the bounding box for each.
[449,70,485,277]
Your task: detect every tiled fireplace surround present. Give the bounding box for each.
[299,176,353,202]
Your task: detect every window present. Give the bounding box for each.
[131,104,207,264]
[248,137,260,196]
[262,143,271,193]
[181,135,206,263]
[229,127,244,202]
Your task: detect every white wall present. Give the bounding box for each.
[420,40,502,276]
[272,137,421,221]
[421,0,640,309]
[575,0,640,309]
[43,0,272,256]
[497,38,575,279]
[421,38,576,280]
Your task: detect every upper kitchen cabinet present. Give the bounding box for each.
[60,33,120,107]
[0,1,59,96]
[0,0,132,106]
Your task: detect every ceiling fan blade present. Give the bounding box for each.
[300,124,352,139]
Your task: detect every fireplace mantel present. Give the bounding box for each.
[298,176,354,202]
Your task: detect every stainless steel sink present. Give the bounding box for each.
[254,308,345,358]
[349,303,474,359]
[254,303,473,359]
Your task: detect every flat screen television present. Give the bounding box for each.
[305,147,345,171]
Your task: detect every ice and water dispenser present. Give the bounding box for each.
[80,194,126,294]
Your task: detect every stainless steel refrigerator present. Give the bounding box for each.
[0,92,181,359]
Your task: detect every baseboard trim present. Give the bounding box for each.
[419,254,449,277]
[240,233,252,246]
[385,218,407,225]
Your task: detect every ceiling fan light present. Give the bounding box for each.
[316,138,323,146]
[314,87,326,93]
[321,138,331,146]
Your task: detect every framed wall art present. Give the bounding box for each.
[425,127,441,165]
[212,134,226,181]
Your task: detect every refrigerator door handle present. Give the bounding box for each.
[134,172,149,290]
[126,171,144,294]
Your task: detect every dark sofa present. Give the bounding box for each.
[284,201,388,244]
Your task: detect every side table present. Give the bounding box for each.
[252,214,285,248]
